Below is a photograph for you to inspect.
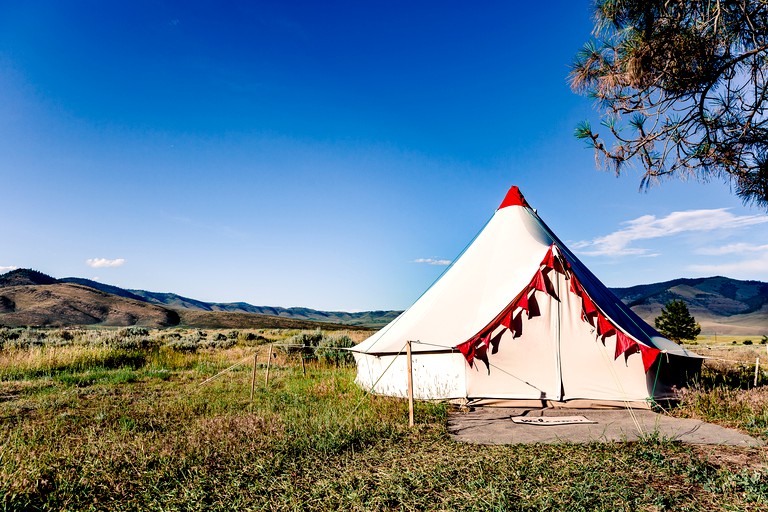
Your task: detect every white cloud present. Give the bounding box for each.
[414,258,452,266]
[688,254,768,277]
[695,243,768,256]
[574,209,768,257]
[0,265,18,273]
[86,258,126,268]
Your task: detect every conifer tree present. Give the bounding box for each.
[571,0,768,208]
[654,299,701,342]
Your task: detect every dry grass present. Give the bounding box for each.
[1,328,767,510]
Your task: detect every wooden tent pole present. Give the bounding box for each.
[407,340,414,427]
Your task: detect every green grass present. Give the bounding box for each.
[0,347,146,381]
[0,330,767,510]
[53,367,140,387]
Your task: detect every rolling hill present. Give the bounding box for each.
[611,277,768,335]
[0,268,766,334]
[0,270,373,329]
[59,276,400,327]
[0,282,180,328]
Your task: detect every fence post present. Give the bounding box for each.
[250,353,258,401]
[755,356,760,387]
[407,340,414,427]
[265,344,273,388]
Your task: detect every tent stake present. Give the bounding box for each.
[755,356,760,387]
[265,344,273,388]
[407,340,414,427]
[250,353,258,401]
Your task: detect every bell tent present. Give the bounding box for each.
[351,186,701,407]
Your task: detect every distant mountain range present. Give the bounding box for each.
[0,269,765,334]
[611,276,768,336]
[0,269,399,329]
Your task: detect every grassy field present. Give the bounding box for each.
[1,328,767,511]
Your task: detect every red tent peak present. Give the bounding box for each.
[498,186,530,210]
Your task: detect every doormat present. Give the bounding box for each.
[511,415,597,426]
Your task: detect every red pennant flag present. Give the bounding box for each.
[500,309,514,330]
[570,275,583,297]
[582,293,598,325]
[517,289,530,313]
[456,339,476,366]
[614,331,636,360]
[597,313,616,339]
[638,344,661,372]
[529,269,548,294]
[541,246,556,271]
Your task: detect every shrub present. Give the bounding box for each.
[744,339,753,345]
[237,331,268,346]
[200,336,236,350]
[55,329,75,341]
[163,337,200,353]
[100,327,156,351]
[46,329,88,347]
[316,334,356,366]
[4,329,46,349]
[123,327,149,337]
[157,330,238,352]
[697,363,763,389]
[281,330,324,360]
[0,327,22,349]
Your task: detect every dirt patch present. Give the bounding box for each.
[689,445,768,472]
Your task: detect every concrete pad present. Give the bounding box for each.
[448,407,764,446]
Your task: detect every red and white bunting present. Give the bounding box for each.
[455,244,661,373]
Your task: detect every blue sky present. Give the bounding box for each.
[1,1,766,311]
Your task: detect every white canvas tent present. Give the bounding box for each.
[351,186,701,407]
